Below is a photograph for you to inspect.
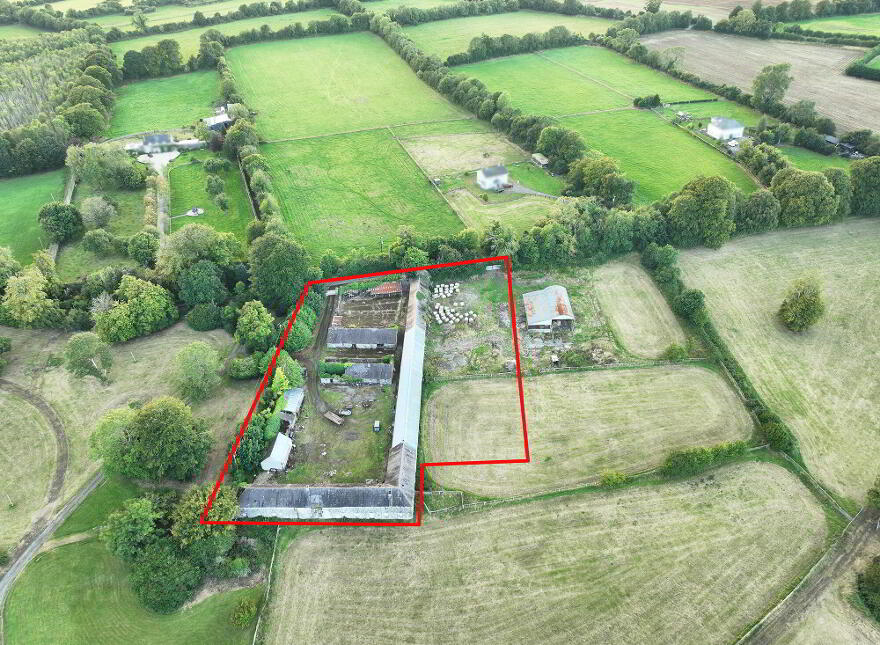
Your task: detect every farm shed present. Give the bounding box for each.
[237,485,413,520]
[477,165,509,190]
[261,433,293,472]
[523,285,575,332]
[369,281,402,297]
[706,117,744,141]
[344,363,393,385]
[202,113,232,131]
[327,327,397,349]
[125,134,204,154]
[280,387,305,425]
[531,153,549,168]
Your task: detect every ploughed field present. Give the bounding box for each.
[640,30,880,133]
[263,462,826,645]
[678,218,880,505]
[423,366,753,497]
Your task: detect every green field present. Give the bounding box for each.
[0,23,48,39]
[360,0,459,12]
[108,8,338,60]
[264,129,462,257]
[108,70,219,137]
[660,99,767,127]
[787,12,880,36]
[4,539,262,645]
[403,11,618,59]
[560,109,757,203]
[227,33,467,140]
[54,477,141,539]
[90,0,260,30]
[44,0,132,9]
[779,145,853,172]
[0,170,67,264]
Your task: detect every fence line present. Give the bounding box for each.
[251,525,281,645]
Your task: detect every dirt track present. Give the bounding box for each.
[641,30,878,133]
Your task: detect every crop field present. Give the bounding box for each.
[226,33,467,139]
[640,30,880,133]
[560,109,757,203]
[593,258,687,358]
[264,462,826,645]
[423,366,752,496]
[108,70,219,137]
[89,0,260,30]
[4,539,262,645]
[788,12,880,36]
[263,130,462,257]
[107,9,339,60]
[0,170,66,265]
[779,145,853,172]
[0,23,48,39]
[0,391,55,553]
[168,151,252,242]
[403,11,618,59]
[678,218,880,504]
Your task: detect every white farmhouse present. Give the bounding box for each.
[706,117,745,141]
[476,165,509,190]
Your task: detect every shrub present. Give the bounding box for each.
[186,303,222,331]
[214,192,229,210]
[778,277,824,332]
[0,548,8,565]
[660,343,687,360]
[857,556,880,622]
[560,348,591,367]
[127,228,160,267]
[672,289,707,325]
[83,229,122,256]
[227,354,260,379]
[264,412,281,441]
[205,174,225,196]
[203,157,230,174]
[661,441,746,477]
[319,361,346,376]
[80,196,116,229]
[231,598,258,627]
[761,421,796,454]
[599,471,630,487]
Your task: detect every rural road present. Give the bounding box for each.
[743,509,878,644]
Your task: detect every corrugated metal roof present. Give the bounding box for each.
[281,387,304,414]
[345,363,393,381]
[327,327,397,345]
[523,285,574,326]
[238,486,411,509]
[261,433,292,471]
[392,279,425,451]
[369,281,402,295]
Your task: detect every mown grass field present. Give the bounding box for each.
[169,150,252,242]
[0,391,55,552]
[107,9,339,60]
[787,12,880,36]
[403,11,618,59]
[226,33,467,140]
[396,128,527,175]
[53,477,141,539]
[4,539,262,645]
[37,0,131,9]
[659,99,767,127]
[108,70,219,137]
[779,145,853,172]
[444,188,552,231]
[90,0,256,29]
[360,0,459,11]
[561,109,757,203]
[0,170,66,264]
[423,366,752,496]
[264,462,826,645]
[264,130,463,257]
[678,218,880,504]
[593,258,687,358]
[0,23,48,39]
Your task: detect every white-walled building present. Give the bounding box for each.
[707,117,745,141]
[476,165,509,190]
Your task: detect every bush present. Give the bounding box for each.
[0,548,8,565]
[186,303,222,331]
[83,229,123,256]
[660,343,687,360]
[214,192,229,210]
[778,277,824,332]
[672,289,707,325]
[227,354,260,379]
[203,158,230,174]
[599,471,630,487]
[231,598,258,627]
[80,196,116,229]
[761,421,797,453]
[205,174,225,196]
[560,348,591,367]
[264,412,281,441]
[661,441,746,477]
[857,556,880,622]
[319,361,346,376]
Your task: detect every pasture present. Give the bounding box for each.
[168,151,252,242]
[53,477,141,539]
[263,130,463,257]
[0,169,66,264]
[4,539,262,645]
[0,392,55,553]
[402,11,618,59]
[264,462,826,645]
[560,109,757,203]
[640,30,880,133]
[593,258,687,358]
[396,129,527,175]
[90,0,258,30]
[0,23,47,39]
[584,0,797,21]
[226,33,467,139]
[359,0,459,12]
[423,366,752,496]
[678,218,880,504]
[660,99,766,127]
[779,145,853,172]
[39,0,132,9]
[444,188,552,231]
[787,12,880,36]
[107,9,339,60]
[108,70,219,137]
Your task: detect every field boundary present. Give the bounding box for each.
[262,117,478,146]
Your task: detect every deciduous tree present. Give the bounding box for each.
[248,233,310,313]
[64,331,112,378]
[778,277,824,332]
[173,341,221,401]
[235,300,275,352]
[38,202,82,243]
[850,156,880,218]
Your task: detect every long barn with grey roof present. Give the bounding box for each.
[326,327,397,349]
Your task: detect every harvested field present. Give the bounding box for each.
[423,366,752,496]
[264,462,826,645]
[593,258,687,358]
[226,33,466,140]
[640,30,880,133]
[395,130,527,175]
[0,391,55,552]
[678,218,880,504]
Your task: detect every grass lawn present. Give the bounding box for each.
[107,9,339,60]
[395,128,527,175]
[444,187,553,231]
[424,365,752,496]
[168,150,252,243]
[593,257,687,358]
[779,145,853,172]
[360,0,460,12]
[560,109,757,203]
[0,391,55,553]
[403,11,618,60]
[678,219,880,505]
[508,162,563,194]
[0,170,67,265]
[264,129,463,257]
[108,70,219,137]
[0,23,48,39]
[4,539,262,645]
[264,462,826,645]
[53,477,141,539]
[659,99,767,127]
[226,32,467,140]
[786,12,880,36]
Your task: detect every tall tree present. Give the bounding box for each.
[850,156,880,218]
[63,331,112,379]
[173,341,221,401]
[248,234,310,313]
[1,266,56,326]
[38,202,82,243]
[235,300,275,352]
[101,497,162,562]
[664,176,737,248]
[752,63,793,110]
[770,167,837,227]
[779,277,824,332]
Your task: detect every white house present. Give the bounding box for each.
[522,285,575,332]
[476,165,509,190]
[706,117,745,141]
[261,433,293,471]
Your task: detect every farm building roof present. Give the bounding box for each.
[261,433,292,471]
[202,113,232,127]
[391,279,425,452]
[238,485,411,510]
[531,153,549,165]
[144,133,172,144]
[345,363,393,381]
[709,117,743,130]
[523,285,574,326]
[369,281,402,296]
[824,135,840,144]
[327,327,397,345]
[281,387,305,414]
[479,165,508,177]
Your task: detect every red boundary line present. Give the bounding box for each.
[200,255,529,527]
